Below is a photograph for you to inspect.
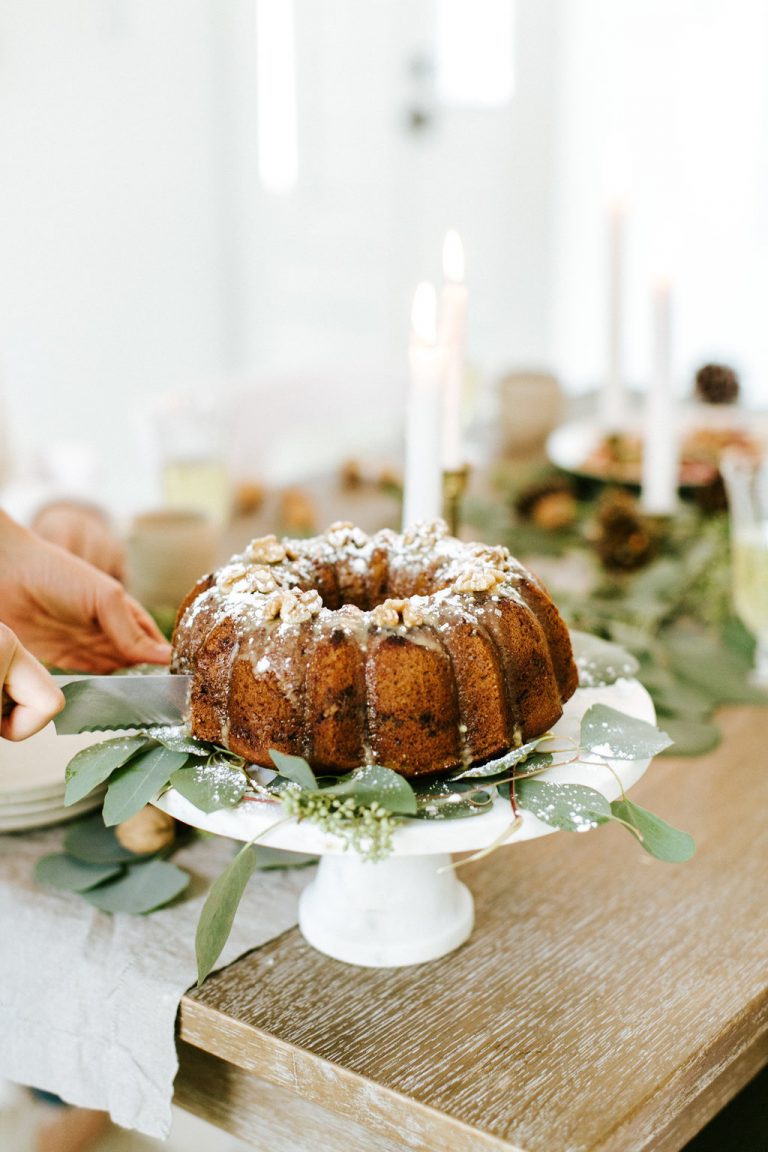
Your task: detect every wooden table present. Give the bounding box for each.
[174,706,768,1152]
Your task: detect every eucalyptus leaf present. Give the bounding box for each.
[605,621,661,660]
[320,764,417,815]
[103,744,190,827]
[54,675,189,734]
[721,616,756,661]
[449,739,547,780]
[171,761,247,813]
[64,735,150,806]
[580,704,673,761]
[410,777,495,796]
[249,846,317,870]
[35,853,123,893]
[644,676,714,722]
[268,749,317,791]
[517,778,611,832]
[610,798,695,862]
[196,842,262,984]
[64,815,147,864]
[265,775,300,797]
[512,751,555,777]
[625,558,684,603]
[507,523,572,556]
[666,635,768,705]
[656,718,721,757]
[145,726,212,755]
[414,782,493,820]
[570,630,639,689]
[81,859,190,914]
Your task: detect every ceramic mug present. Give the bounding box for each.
[126,509,218,616]
[497,371,563,457]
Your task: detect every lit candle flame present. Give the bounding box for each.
[411,281,438,344]
[442,229,465,284]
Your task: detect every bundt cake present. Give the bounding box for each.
[171,520,578,779]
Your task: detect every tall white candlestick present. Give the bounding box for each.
[641,279,678,515]
[600,140,631,430]
[439,229,467,470]
[403,282,444,528]
[601,202,625,430]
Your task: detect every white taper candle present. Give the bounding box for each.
[403,282,444,528]
[439,229,467,471]
[640,278,678,515]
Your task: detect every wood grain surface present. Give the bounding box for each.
[178,706,768,1152]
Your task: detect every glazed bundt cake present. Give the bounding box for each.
[171,521,578,779]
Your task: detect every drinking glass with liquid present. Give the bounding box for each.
[722,449,768,684]
[155,394,232,526]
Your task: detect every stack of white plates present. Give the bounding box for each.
[0,725,110,832]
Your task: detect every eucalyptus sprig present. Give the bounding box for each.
[265,753,417,861]
[35,814,191,915]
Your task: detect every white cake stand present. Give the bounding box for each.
[155,678,655,968]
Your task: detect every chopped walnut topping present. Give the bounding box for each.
[326,521,368,549]
[370,599,403,628]
[249,566,280,594]
[370,598,424,629]
[245,535,286,564]
[402,602,425,628]
[216,562,251,594]
[403,519,449,548]
[263,588,323,624]
[453,566,507,593]
[262,593,283,620]
[467,544,509,568]
[217,562,280,596]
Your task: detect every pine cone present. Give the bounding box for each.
[233,479,266,516]
[339,459,364,490]
[695,363,739,405]
[279,487,317,535]
[594,489,659,572]
[515,477,577,529]
[694,473,728,514]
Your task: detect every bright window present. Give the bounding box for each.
[435,0,516,108]
[256,0,298,194]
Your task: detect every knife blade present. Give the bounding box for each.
[52,674,191,735]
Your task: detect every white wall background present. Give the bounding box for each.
[0,0,766,515]
[551,0,768,406]
[0,0,227,512]
[0,0,562,513]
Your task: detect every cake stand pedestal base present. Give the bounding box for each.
[298,852,474,968]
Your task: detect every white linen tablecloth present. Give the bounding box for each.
[0,825,313,1138]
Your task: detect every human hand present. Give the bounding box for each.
[0,622,64,740]
[0,513,171,673]
[31,501,126,581]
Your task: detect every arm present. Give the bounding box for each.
[0,510,171,673]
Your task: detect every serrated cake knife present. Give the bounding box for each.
[51,674,191,735]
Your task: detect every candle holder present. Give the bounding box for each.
[442,465,470,537]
